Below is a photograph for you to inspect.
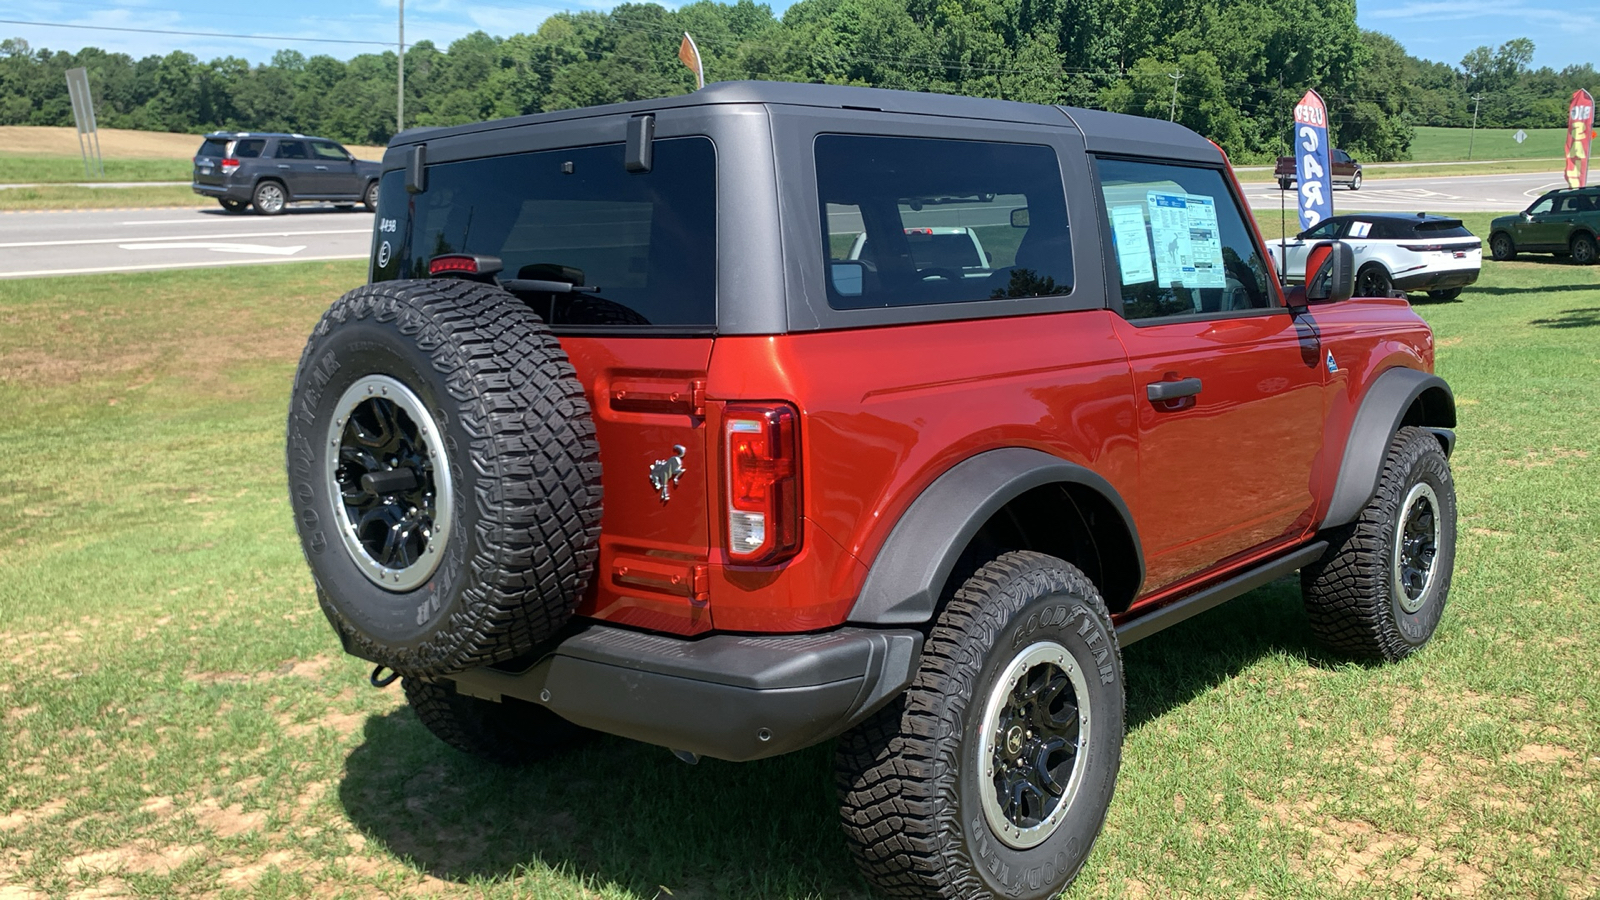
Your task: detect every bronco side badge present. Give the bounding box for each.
[649,445,687,502]
[1326,350,1339,374]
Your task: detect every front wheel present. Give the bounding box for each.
[1489,233,1516,261]
[1356,264,1393,298]
[836,551,1124,900]
[1301,426,1457,662]
[1572,233,1597,266]
[1350,171,1363,191]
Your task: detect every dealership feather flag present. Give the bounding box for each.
[1566,89,1593,189]
[1293,90,1333,231]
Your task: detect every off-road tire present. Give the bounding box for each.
[1571,232,1597,266]
[403,678,590,765]
[253,179,287,216]
[286,279,602,677]
[363,180,379,212]
[1356,264,1393,298]
[1489,233,1516,261]
[835,551,1125,900]
[1301,426,1456,662]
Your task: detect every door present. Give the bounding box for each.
[1516,195,1562,249]
[311,140,362,197]
[269,139,317,197]
[1095,157,1325,593]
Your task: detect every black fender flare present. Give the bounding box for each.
[846,448,1143,625]
[1323,367,1455,529]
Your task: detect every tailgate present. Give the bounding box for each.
[562,336,717,635]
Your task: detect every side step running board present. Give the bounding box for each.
[1115,541,1328,646]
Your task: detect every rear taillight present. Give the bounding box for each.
[724,403,801,565]
[221,158,240,175]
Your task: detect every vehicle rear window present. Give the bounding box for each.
[198,139,228,157]
[394,137,716,329]
[817,135,1073,310]
[234,139,266,159]
[1412,220,1473,239]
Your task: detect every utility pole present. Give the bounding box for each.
[1168,69,1182,121]
[1468,93,1484,160]
[397,0,405,135]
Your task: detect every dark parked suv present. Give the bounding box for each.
[191,132,381,215]
[287,82,1458,899]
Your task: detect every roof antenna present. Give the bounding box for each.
[678,33,705,90]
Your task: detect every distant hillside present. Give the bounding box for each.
[0,125,384,160]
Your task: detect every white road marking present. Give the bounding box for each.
[120,241,307,256]
[0,253,367,279]
[0,228,368,249]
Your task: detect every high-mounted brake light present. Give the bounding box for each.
[724,403,801,565]
[427,254,503,278]
[221,158,241,175]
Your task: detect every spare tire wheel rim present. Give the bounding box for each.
[977,640,1092,849]
[1393,482,1441,614]
[325,374,453,592]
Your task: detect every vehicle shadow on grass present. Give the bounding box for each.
[1529,307,1600,328]
[1469,283,1600,296]
[338,581,1336,896]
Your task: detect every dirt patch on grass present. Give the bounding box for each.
[0,799,67,833]
[1510,743,1578,765]
[190,798,267,838]
[61,843,202,877]
[187,653,338,685]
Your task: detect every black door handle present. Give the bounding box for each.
[1147,377,1203,402]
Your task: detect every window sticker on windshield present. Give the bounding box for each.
[1182,194,1226,289]
[1110,205,1155,286]
[1349,221,1372,238]
[1147,192,1197,289]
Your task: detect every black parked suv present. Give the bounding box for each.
[191,132,381,215]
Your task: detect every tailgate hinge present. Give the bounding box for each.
[690,379,707,417]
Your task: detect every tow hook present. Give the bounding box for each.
[370,665,400,688]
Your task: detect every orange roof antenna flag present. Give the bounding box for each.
[1565,89,1593,189]
[679,33,705,90]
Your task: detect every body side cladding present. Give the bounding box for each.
[846,448,1143,625]
[1323,367,1455,528]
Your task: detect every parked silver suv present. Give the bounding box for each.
[191,132,381,215]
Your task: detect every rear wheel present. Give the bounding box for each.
[1356,264,1392,298]
[286,279,603,677]
[1572,233,1597,265]
[218,198,246,213]
[253,180,287,216]
[363,180,379,212]
[1489,233,1516,261]
[1301,426,1456,662]
[1427,287,1462,301]
[404,678,590,765]
[836,551,1124,900]
[1278,177,1293,191]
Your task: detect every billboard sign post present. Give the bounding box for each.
[1293,90,1333,231]
[1565,89,1594,189]
[64,67,105,179]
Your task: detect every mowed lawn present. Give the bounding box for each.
[1,248,1597,898]
[1409,126,1568,163]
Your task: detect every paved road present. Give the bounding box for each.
[1242,170,1565,214]
[0,205,372,279]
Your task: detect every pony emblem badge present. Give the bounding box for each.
[649,445,687,502]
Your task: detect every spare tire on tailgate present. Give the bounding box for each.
[286,279,602,677]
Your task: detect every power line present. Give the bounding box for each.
[0,18,395,46]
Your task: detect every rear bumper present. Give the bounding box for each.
[1392,266,1480,292]
[448,624,922,762]
[191,182,252,202]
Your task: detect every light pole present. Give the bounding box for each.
[1468,93,1484,160]
[397,0,405,135]
[1168,69,1183,121]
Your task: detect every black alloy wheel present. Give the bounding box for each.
[1572,233,1597,266]
[1489,233,1516,261]
[1356,264,1393,298]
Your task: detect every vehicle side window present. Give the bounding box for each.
[816,135,1072,310]
[311,141,349,161]
[1300,220,1338,241]
[1094,157,1272,320]
[233,139,266,158]
[274,140,309,160]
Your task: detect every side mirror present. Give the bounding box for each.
[1010,208,1030,228]
[830,261,865,297]
[1304,240,1355,304]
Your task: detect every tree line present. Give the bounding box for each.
[2,0,1597,164]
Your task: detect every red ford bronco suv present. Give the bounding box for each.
[287,82,1457,900]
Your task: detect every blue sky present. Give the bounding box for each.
[2,0,1595,72]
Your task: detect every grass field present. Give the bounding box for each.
[0,126,386,186]
[0,184,211,212]
[1,248,1598,898]
[1410,126,1568,163]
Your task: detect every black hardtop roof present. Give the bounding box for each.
[1333,212,1463,225]
[388,80,1221,165]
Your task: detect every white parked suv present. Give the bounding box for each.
[848,226,993,278]
[1268,213,1481,300]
